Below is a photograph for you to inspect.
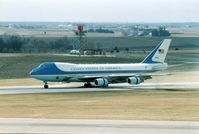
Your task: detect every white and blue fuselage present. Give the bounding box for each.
[30,62,167,82]
[30,39,171,88]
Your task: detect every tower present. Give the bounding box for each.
[75,24,87,56]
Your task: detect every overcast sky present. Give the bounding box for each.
[0,0,199,22]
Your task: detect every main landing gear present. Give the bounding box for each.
[84,82,92,87]
[44,81,49,89]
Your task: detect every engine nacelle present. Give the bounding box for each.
[94,78,109,87]
[127,77,142,85]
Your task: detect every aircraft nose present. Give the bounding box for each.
[29,68,38,76]
[29,69,35,76]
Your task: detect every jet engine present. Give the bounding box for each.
[127,77,142,85]
[94,78,109,87]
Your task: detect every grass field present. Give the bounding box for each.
[0,89,199,121]
[0,27,123,37]
[0,78,42,86]
[170,28,199,37]
[1,28,199,51]
[81,36,199,51]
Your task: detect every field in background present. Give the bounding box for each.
[1,26,199,52]
[1,26,199,37]
[0,27,123,38]
[170,28,199,37]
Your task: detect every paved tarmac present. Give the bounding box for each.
[0,118,199,134]
[0,82,198,94]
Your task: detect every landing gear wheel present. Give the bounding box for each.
[84,82,92,87]
[44,81,48,89]
[44,84,48,89]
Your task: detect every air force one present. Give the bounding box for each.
[30,39,171,88]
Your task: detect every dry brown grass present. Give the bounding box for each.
[0,78,42,86]
[0,89,199,121]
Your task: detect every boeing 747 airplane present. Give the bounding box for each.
[30,39,171,88]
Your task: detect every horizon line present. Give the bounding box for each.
[0,21,199,24]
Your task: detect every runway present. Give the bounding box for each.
[0,118,199,134]
[0,82,199,94]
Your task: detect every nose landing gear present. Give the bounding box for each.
[44,81,49,89]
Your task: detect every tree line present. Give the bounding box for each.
[0,35,73,53]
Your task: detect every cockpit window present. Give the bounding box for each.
[38,62,52,68]
[39,63,47,68]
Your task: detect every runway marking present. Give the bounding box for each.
[0,118,199,133]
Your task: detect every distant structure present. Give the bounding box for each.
[151,26,171,37]
[129,25,170,37]
[73,24,103,56]
[74,24,87,56]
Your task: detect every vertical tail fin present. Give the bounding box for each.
[142,39,171,64]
